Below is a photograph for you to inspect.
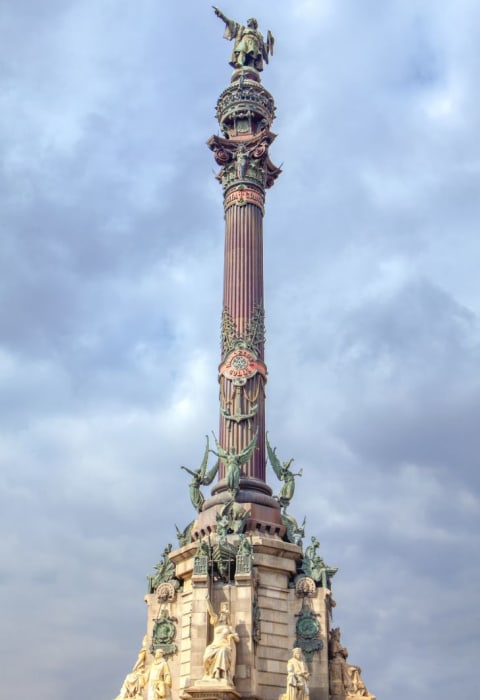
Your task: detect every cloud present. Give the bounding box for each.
[1,2,479,699]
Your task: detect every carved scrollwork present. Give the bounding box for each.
[207,132,281,193]
[221,304,265,357]
[252,141,268,158]
[214,148,231,166]
[156,582,177,603]
[295,576,316,598]
[216,81,276,132]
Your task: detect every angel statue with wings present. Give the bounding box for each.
[213,6,274,72]
[181,436,219,512]
[266,433,303,509]
[211,431,258,499]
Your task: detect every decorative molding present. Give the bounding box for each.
[151,609,178,657]
[207,132,281,193]
[221,304,265,357]
[294,601,323,663]
[224,187,264,213]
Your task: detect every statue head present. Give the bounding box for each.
[293,647,303,659]
[154,649,165,661]
[219,602,230,623]
[247,17,258,29]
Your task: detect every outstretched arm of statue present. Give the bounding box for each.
[212,6,228,23]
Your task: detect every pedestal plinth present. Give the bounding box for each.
[181,681,241,700]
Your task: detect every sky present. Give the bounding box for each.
[1,1,479,698]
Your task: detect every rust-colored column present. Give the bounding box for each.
[195,67,282,534]
[219,201,265,481]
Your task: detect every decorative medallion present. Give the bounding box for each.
[151,610,177,657]
[294,601,323,663]
[219,345,266,424]
[219,347,266,382]
[225,187,264,212]
[295,576,316,598]
[221,304,265,357]
[156,582,177,603]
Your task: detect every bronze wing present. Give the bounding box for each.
[198,435,210,478]
[238,430,259,465]
[203,460,219,486]
[266,431,283,479]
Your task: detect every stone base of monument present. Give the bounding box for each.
[329,685,376,700]
[181,679,241,700]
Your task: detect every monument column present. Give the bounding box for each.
[195,20,282,533]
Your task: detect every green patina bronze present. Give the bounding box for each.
[281,512,306,547]
[151,608,178,657]
[294,601,323,663]
[266,433,303,509]
[236,533,254,575]
[147,544,178,594]
[211,430,258,499]
[221,304,265,357]
[175,520,194,547]
[213,6,274,72]
[193,540,211,576]
[301,536,338,589]
[181,436,219,512]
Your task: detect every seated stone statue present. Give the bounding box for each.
[286,648,310,700]
[113,635,149,700]
[114,672,143,700]
[203,597,240,685]
[345,664,376,699]
[328,628,375,699]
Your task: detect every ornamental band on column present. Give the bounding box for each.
[112,9,376,700]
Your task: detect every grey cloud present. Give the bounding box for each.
[1,2,479,699]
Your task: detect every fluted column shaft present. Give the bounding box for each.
[219,201,266,481]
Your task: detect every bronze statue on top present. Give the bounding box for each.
[213,6,274,72]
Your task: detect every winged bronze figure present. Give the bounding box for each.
[181,436,219,512]
[211,430,258,499]
[266,432,302,509]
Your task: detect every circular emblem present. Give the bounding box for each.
[296,615,320,640]
[295,576,316,598]
[219,347,266,381]
[156,582,176,602]
[232,355,248,370]
[153,617,176,645]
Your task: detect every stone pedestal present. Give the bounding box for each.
[181,684,241,700]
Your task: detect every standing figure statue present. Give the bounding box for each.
[211,431,258,499]
[181,436,219,512]
[302,536,338,588]
[266,433,302,509]
[144,649,172,700]
[286,647,310,700]
[213,7,274,72]
[203,596,240,685]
